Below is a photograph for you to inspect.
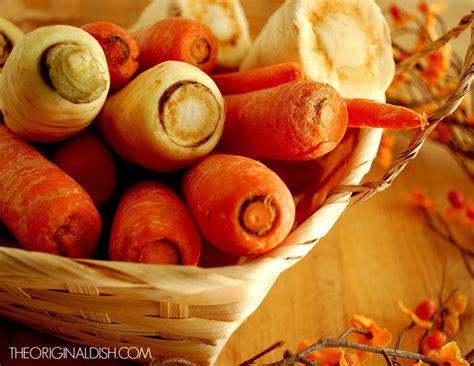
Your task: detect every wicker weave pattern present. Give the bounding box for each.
[0,126,380,365]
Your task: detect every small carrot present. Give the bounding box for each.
[109,181,201,265]
[132,17,218,74]
[52,131,117,206]
[82,21,139,91]
[218,80,348,161]
[211,62,304,95]
[0,124,101,258]
[182,154,295,256]
[346,98,428,129]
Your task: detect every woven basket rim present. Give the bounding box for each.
[0,128,381,283]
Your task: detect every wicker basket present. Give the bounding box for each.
[0,1,472,365]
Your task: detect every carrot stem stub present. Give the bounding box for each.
[182,154,295,256]
[211,62,304,95]
[109,181,201,265]
[218,80,348,161]
[82,21,139,91]
[132,17,218,74]
[0,124,101,258]
[346,98,428,129]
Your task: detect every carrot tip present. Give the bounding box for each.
[107,34,132,64]
[239,195,277,236]
[191,37,211,64]
[138,240,181,264]
[419,112,429,130]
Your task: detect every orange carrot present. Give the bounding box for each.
[211,62,304,95]
[0,124,101,257]
[52,131,117,206]
[82,21,139,91]
[346,98,428,129]
[133,17,218,74]
[263,159,323,194]
[109,181,201,265]
[182,154,295,256]
[218,80,348,160]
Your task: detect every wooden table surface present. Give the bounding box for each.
[217,135,474,364]
[0,0,473,365]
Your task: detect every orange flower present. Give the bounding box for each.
[296,341,360,366]
[297,340,341,365]
[444,293,468,336]
[428,341,469,366]
[348,315,392,362]
[339,351,360,366]
[410,189,436,210]
[376,132,397,168]
[398,301,434,329]
[389,4,416,30]
[446,293,468,315]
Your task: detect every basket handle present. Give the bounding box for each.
[332,13,474,206]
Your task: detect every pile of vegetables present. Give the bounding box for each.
[0,1,429,267]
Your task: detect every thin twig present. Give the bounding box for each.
[294,355,318,366]
[421,208,470,254]
[420,208,474,278]
[418,287,460,353]
[240,341,285,366]
[382,350,395,366]
[338,327,372,340]
[261,337,441,366]
[397,13,473,75]
[439,265,447,306]
[464,348,474,362]
[453,151,474,181]
[395,321,415,352]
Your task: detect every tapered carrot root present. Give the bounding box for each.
[346,98,428,129]
[212,62,304,95]
[52,131,117,206]
[82,22,139,91]
[133,17,218,74]
[0,124,101,258]
[218,80,348,161]
[109,181,201,265]
[182,154,295,256]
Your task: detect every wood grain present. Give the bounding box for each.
[217,135,473,365]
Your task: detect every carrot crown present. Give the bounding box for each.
[239,195,278,237]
